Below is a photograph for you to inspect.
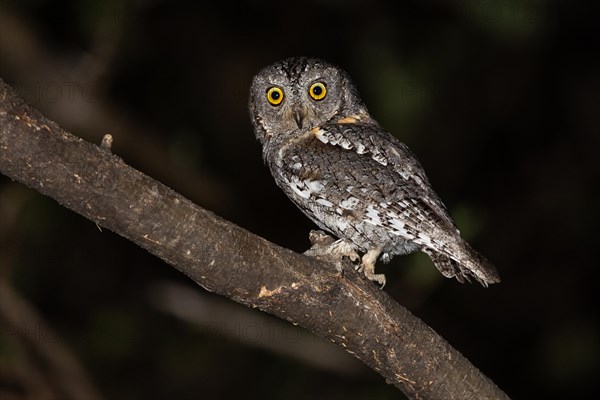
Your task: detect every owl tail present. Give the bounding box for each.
[424,243,500,287]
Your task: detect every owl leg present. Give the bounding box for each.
[359,248,386,287]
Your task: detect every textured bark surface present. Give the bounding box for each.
[0,78,509,400]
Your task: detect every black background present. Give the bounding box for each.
[0,1,598,399]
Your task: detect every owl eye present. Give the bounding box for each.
[266,86,284,105]
[309,82,327,101]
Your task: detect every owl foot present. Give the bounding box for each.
[357,248,386,288]
[304,230,360,273]
[306,230,336,249]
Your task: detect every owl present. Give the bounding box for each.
[248,57,500,287]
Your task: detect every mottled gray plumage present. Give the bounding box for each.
[249,57,500,287]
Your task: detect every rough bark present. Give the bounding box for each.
[0,78,509,400]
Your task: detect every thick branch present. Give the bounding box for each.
[0,78,509,400]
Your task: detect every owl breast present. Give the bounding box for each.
[264,129,421,259]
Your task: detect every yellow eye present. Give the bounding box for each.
[266,86,284,105]
[309,82,327,100]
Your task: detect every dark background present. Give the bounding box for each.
[0,1,598,399]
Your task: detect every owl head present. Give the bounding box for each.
[249,57,367,143]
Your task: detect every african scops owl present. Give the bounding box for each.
[248,57,500,287]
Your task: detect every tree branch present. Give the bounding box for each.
[0,78,509,400]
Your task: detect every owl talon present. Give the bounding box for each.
[307,230,336,248]
[330,240,359,262]
[304,232,360,277]
[361,248,386,288]
[305,230,359,262]
[362,264,386,288]
[364,270,386,288]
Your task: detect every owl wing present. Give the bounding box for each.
[311,119,459,235]
[293,119,499,285]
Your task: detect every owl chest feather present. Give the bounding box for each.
[264,131,423,255]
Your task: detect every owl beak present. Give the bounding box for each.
[293,107,306,129]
